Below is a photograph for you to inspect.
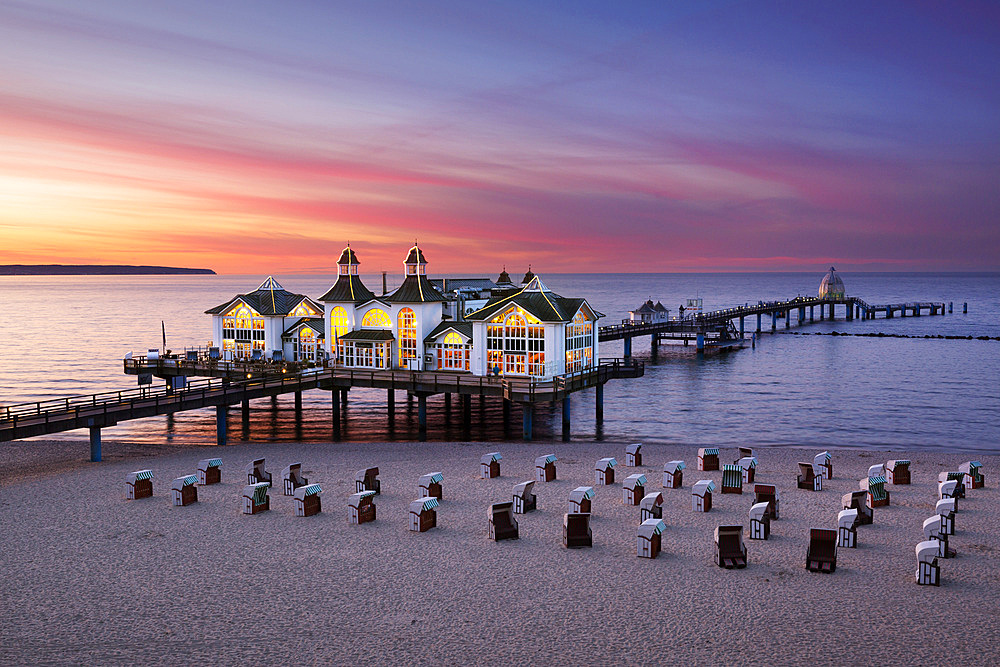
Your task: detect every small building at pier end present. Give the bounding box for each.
[818,266,846,299]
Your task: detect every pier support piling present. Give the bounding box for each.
[756,314,762,333]
[696,333,705,352]
[241,398,250,440]
[331,391,341,441]
[216,405,227,447]
[461,394,471,424]
[417,394,427,441]
[294,391,302,414]
[810,305,814,322]
[949,302,953,314]
[387,389,395,417]
[89,425,102,462]
[771,312,777,332]
[623,335,632,358]
[341,389,348,408]
[739,317,745,337]
[562,396,571,441]
[784,309,790,329]
[522,405,533,441]
[963,302,968,314]
[595,383,604,423]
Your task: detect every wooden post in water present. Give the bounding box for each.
[595,383,604,423]
[785,309,790,328]
[89,425,102,462]
[417,394,427,441]
[810,305,814,322]
[756,313,762,333]
[963,302,968,314]
[294,391,302,414]
[562,396,571,441]
[387,388,395,417]
[241,398,250,440]
[216,404,227,447]
[623,335,632,358]
[522,404,533,441]
[461,394,471,424]
[332,390,341,441]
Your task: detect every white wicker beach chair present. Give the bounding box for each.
[814,451,832,479]
[748,502,770,540]
[294,483,323,517]
[622,474,647,506]
[197,458,222,485]
[935,498,956,535]
[923,515,955,558]
[639,492,663,522]
[595,457,617,485]
[126,469,153,500]
[409,497,439,532]
[737,456,758,484]
[535,454,557,482]
[419,472,444,500]
[837,508,858,548]
[568,486,595,514]
[692,480,715,512]
[480,452,502,479]
[512,481,536,514]
[662,460,685,489]
[347,489,375,523]
[170,475,198,506]
[637,518,665,558]
[625,443,642,467]
[915,540,940,586]
[282,463,308,496]
[698,448,720,471]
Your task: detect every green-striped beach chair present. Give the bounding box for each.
[960,461,984,489]
[862,475,889,508]
[126,470,153,500]
[171,475,198,506]
[295,484,323,517]
[242,482,270,514]
[637,518,665,559]
[595,457,617,485]
[535,454,557,482]
[623,474,647,505]
[480,452,502,479]
[886,460,910,485]
[197,458,222,485]
[698,448,719,471]
[722,465,743,494]
[409,497,438,532]
[419,472,443,500]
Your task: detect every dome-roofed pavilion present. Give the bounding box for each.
[818,266,845,299]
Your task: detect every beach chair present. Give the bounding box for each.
[842,490,873,525]
[937,479,959,508]
[419,472,444,500]
[355,467,380,494]
[736,447,755,463]
[512,481,537,514]
[246,458,271,486]
[806,528,838,573]
[939,472,967,499]
[623,474,647,506]
[535,454,557,482]
[814,451,833,480]
[639,492,663,523]
[170,475,198,506]
[935,498,956,536]
[748,502,770,540]
[714,525,747,569]
[915,540,940,586]
[293,483,322,517]
[569,486,595,514]
[698,448,720,471]
[797,462,822,491]
[692,480,715,512]
[126,470,154,500]
[488,502,519,541]
[347,489,374,523]
[868,463,886,480]
[960,461,984,489]
[753,484,780,519]
[409,497,439,532]
[480,452,502,479]
[625,443,642,467]
[197,458,222,485]
[722,465,743,494]
[923,515,956,558]
[862,475,890,508]
[595,457,617,485]
[737,457,757,484]
[637,518,665,558]
[838,508,858,548]
[563,513,592,548]
[282,463,308,496]
[662,460,685,489]
[886,460,911,485]
[242,482,270,514]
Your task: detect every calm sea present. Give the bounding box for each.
[1,272,998,453]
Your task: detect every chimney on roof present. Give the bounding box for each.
[382,271,387,295]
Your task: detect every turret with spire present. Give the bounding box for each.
[319,243,375,304]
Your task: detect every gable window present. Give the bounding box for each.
[361,308,391,328]
[223,304,265,358]
[485,307,545,376]
[565,310,593,373]
[437,331,470,371]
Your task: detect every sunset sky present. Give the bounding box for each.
[1,0,998,274]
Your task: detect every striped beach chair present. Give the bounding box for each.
[814,451,832,480]
[246,458,271,486]
[294,483,323,517]
[126,470,154,500]
[935,498,956,536]
[662,460,685,489]
[939,472,967,499]
[886,460,910,485]
[488,502,519,541]
[170,475,198,507]
[355,467,380,494]
[637,518,665,559]
[512,481,536,514]
[623,474,647,506]
[736,447,755,463]
[748,502,770,540]
[692,480,715,512]
[419,472,443,500]
[282,463,308,496]
[721,465,743,494]
[862,475,890,508]
[409,497,438,532]
[535,454,557,482]
[698,448,720,471]
[922,515,955,558]
[915,540,940,586]
[563,513,592,548]
[480,452,502,479]
[754,484,780,519]
[639,492,663,522]
[960,461,984,489]
[242,482,270,515]
[595,457,617,485]
[737,456,757,484]
[806,528,837,573]
[625,443,642,467]
[843,490,873,525]
[714,525,747,569]
[569,486,595,514]
[797,462,822,491]
[197,458,222,485]
[838,508,858,548]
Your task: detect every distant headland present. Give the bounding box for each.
[0,264,216,275]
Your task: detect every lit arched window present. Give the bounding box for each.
[330,306,349,339]
[222,303,265,357]
[443,332,464,345]
[565,309,593,373]
[438,331,470,371]
[361,308,391,328]
[485,307,544,376]
[292,301,318,317]
[398,308,417,364]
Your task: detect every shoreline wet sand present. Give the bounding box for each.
[2,438,998,665]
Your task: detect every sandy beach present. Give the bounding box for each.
[1,438,997,665]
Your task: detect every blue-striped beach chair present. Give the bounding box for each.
[623,474,647,506]
[197,458,222,485]
[722,465,743,494]
[295,483,323,517]
[126,470,153,500]
[171,475,198,506]
[637,518,665,558]
[242,482,270,514]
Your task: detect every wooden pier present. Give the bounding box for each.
[0,358,643,459]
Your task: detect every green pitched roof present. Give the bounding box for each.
[282,318,326,338]
[339,329,395,341]
[464,283,600,323]
[387,275,446,303]
[319,274,376,304]
[424,321,473,342]
[205,276,322,316]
